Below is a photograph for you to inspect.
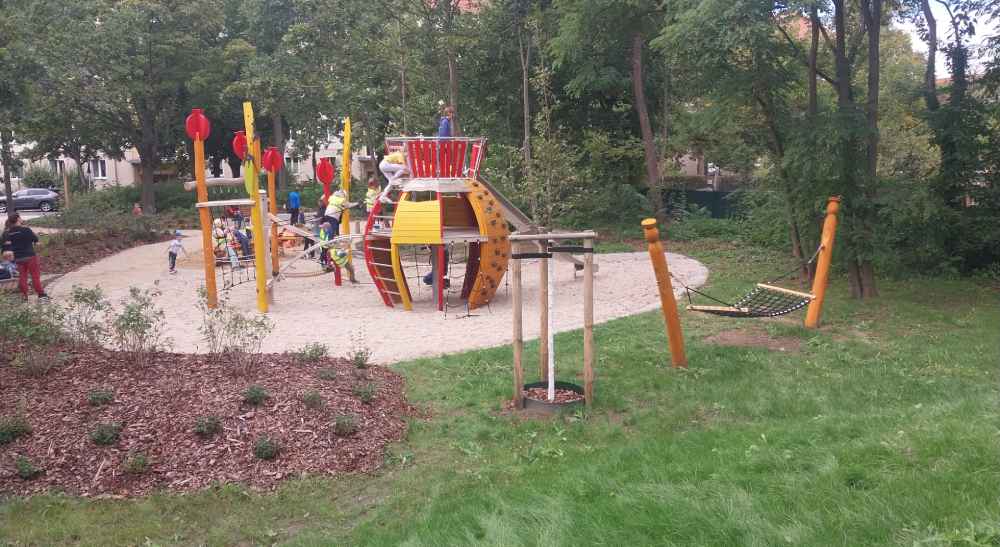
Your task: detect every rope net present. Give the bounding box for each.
[204,204,256,290]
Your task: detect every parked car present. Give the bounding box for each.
[0,188,60,213]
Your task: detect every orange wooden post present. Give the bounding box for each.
[642,218,687,368]
[186,108,217,309]
[805,196,841,329]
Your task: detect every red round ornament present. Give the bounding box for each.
[231,131,247,160]
[185,108,211,141]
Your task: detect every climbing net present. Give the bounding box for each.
[201,199,256,291]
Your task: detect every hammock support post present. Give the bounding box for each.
[642,218,687,368]
[805,196,841,329]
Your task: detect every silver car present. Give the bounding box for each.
[0,188,61,213]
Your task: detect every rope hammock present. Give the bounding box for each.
[199,199,256,291]
[675,245,823,318]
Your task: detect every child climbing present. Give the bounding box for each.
[323,189,357,238]
[378,148,408,204]
[329,238,358,284]
[167,230,188,274]
[214,218,239,269]
[364,178,379,219]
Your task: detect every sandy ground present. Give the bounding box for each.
[48,231,708,363]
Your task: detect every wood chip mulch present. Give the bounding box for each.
[0,346,414,497]
[522,387,585,404]
[37,232,171,275]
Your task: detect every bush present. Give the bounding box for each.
[253,436,280,460]
[87,389,114,407]
[332,414,358,437]
[89,423,122,446]
[347,331,372,369]
[316,367,337,381]
[193,415,222,438]
[122,452,149,475]
[292,342,328,364]
[0,293,64,356]
[353,383,377,405]
[242,385,269,406]
[301,390,324,410]
[15,456,41,480]
[12,346,69,377]
[0,415,32,445]
[108,286,170,365]
[197,291,272,373]
[20,166,59,190]
[63,285,110,346]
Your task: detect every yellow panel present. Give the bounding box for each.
[464,178,511,309]
[391,197,443,245]
[390,243,412,310]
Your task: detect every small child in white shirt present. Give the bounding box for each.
[168,230,187,274]
[0,251,17,280]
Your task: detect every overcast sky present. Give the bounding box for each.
[895,2,998,75]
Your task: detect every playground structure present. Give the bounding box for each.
[363,137,511,312]
[509,232,596,408]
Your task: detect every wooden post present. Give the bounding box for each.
[512,242,524,407]
[242,102,268,313]
[61,170,70,208]
[267,169,279,278]
[583,237,595,406]
[805,196,841,329]
[641,219,687,368]
[194,133,218,309]
[538,252,549,382]
[546,254,555,400]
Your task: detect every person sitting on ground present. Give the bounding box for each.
[0,250,18,281]
[1,212,48,300]
[167,230,188,274]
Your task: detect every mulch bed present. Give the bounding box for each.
[0,346,414,497]
[522,387,585,404]
[36,232,171,275]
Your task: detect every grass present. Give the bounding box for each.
[1,238,998,545]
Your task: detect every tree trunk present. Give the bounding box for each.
[860,0,882,298]
[631,32,661,218]
[447,52,461,136]
[68,148,87,193]
[1,131,14,217]
[138,106,159,214]
[311,144,318,182]
[920,0,939,111]
[271,111,285,191]
[227,155,242,179]
[808,6,819,116]
[518,27,532,173]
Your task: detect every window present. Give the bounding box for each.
[30,189,49,196]
[48,159,64,175]
[284,156,300,174]
[90,159,108,179]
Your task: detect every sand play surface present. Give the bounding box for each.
[48,231,708,363]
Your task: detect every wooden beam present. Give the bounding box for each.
[756,283,814,300]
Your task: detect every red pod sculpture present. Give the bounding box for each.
[231,131,248,160]
[185,108,211,141]
[316,157,335,198]
[262,146,283,173]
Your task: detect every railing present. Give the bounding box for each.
[384,137,487,179]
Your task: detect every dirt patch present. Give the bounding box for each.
[36,231,171,275]
[0,346,414,497]
[704,329,802,352]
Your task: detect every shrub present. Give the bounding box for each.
[253,436,280,460]
[89,423,122,445]
[301,390,324,410]
[242,385,269,406]
[12,346,69,377]
[0,415,32,445]
[108,286,170,365]
[20,165,59,190]
[317,367,337,381]
[0,293,64,356]
[353,383,377,405]
[197,291,272,373]
[122,452,149,475]
[347,332,372,369]
[63,285,110,346]
[332,414,358,437]
[293,342,328,364]
[87,389,114,407]
[15,456,41,480]
[193,415,222,438]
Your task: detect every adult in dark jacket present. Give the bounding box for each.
[1,213,48,300]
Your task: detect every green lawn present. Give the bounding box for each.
[2,239,998,546]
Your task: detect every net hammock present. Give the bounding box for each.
[675,246,823,318]
[201,199,256,291]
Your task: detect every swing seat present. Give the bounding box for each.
[688,284,814,318]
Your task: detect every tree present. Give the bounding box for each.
[0,0,38,212]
